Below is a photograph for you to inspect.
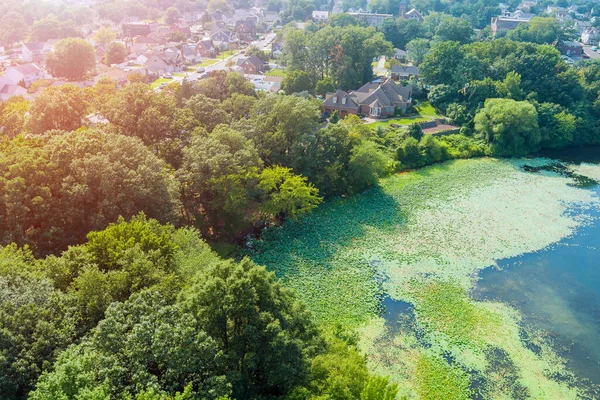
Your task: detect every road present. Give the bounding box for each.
[176,32,278,83]
[583,45,600,60]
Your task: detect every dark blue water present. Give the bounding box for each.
[475,148,600,391]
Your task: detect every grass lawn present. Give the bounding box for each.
[415,102,440,117]
[150,78,171,89]
[369,116,430,129]
[265,69,286,77]
[368,102,441,129]
[185,59,220,72]
[217,50,238,59]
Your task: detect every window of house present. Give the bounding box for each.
[333,97,337,103]
[342,97,346,105]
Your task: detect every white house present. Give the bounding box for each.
[312,11,330,22]
[3,64,45,87]
[0,77,28,101]
[582,27,600,45]
[20,42,45,62]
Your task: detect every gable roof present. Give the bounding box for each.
[323,90,359,108]
[237,55,264,69]
[390,65,419,76]
[352,79,412,106]
[23,42,45,52]
[9,63,42,76]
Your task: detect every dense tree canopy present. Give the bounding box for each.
[474,98,540,156]
[45,37,96,80]
[0,130,180,256]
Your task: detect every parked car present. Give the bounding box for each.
[196,67,205,73]
[240,50,246,54]
[162,73,173,78]
[592,46,599,51]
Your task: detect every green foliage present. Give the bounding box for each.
[507,17,561,44]
[0,129,180,256]
[27,84,89,134]
[415,354,471,400]
[348,141,391,192]
[164,6,181,24]
[315,77,336,97]
[329,109,340,124]
[282,24,393,90]
[258,166,322,220]
[474,98,540,156]
[104,41,127,64]
[0,96,29,138]
[283,69,315,94]
[182,258,321,398]
[45,37,95,80]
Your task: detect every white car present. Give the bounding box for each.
[196,67,205,73]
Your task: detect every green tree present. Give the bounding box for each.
[178,125,263,235]
[329,109,340,124]
[283,69,315,95]
[258,166,322,221]
[406,38,430,66]
[0,12,28,45]
[0,245,78,400]
[27,85,89,134]
[164,6,181,24]
[435,16,473,44]
[474,98,540,156]
[315,77,336,97]
[45,37,96,80]
[0,129,180,256]
[0,96,29,138]
[348,141,390,192]
[246,45,269,62]
[182,258,321,398]
[507,17,560,44]
[30,291,231,400]
[94,26,116,47]
[104,41,127,64]
[407,122,423,141]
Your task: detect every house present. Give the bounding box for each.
[170,23,192,38]
[123,22,152,37]
[196,39,216,58]
[43,39,60,53]
[182,47,201,64]
[323,79,412,118]
[131,36,159,54]
[20,42,46,63]
[582,27,600,45]
[348,12,393,27]
[271,41,284,58]
[394,48,408,61]
[0,81,28,101]
[312,11,330,22]
[236,55,265,74]
[96,68,128,86]
[236,19,257,42]
[144,52,183,74]
[391,65,419,80]
[559,41,583,58]
[491,11,534,35]
[264,11,279,26]
[3,64,45,87]
[399,1,424,22]
[211,28,234,43]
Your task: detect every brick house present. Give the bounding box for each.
[235,19,256,42]
[236,55,264,74]
[323,79,412,118]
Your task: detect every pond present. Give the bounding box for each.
[250,151,600,399]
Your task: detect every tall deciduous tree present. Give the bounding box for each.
[474,98,540,156]
[27,85,89,134]
[45,38,96,80]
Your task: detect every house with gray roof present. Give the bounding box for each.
[391,65,419,80]
[323,79,412,119]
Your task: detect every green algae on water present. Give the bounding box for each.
[250,158,600,398]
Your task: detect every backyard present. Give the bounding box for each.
[367,101,441,129]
